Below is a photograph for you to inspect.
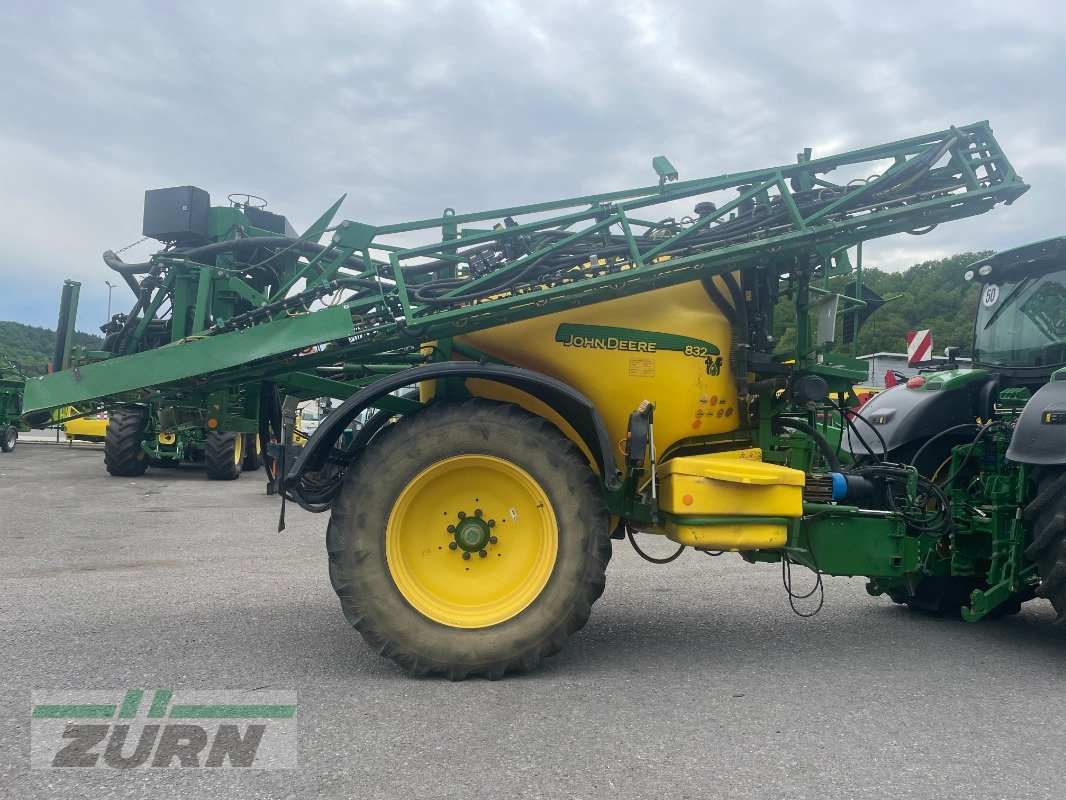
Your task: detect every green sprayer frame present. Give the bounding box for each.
[25,121,1025,418]
[21,120,1054,624]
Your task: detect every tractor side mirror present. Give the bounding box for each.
[944,346,960,368]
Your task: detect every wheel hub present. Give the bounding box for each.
[448,510,497,554]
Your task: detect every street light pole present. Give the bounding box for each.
[104,280,115,324]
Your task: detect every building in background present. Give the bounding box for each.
[858,352,972,388]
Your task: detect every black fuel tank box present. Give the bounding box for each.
[142,186,210,244]
[244,206,291,235]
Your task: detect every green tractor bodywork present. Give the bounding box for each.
[0,363,26,452]
[20,120,1063,673]
[843,236,1066,620]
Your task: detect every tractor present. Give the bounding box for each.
[22,121,1055,679]
[1,362,24,452]
[845,236,1066,621]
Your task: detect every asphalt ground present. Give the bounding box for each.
[1,443,1063,799]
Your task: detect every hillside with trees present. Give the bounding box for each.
[772,251,991,358]
[0,321,103,376]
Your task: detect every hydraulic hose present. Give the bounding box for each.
[774,418,842,472]
[100,252,150,297]
[908,423,982,469]
[700,276,736,326]
[403,133,957,306]
[103,250,153,274]
[178,236,375,275]
[105,236,375,280]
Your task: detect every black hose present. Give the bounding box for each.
[844,407,890,457]
[845,462,952,536]
[838,406,881,463]
[107,296,145,354]
[908,423,983,469]
[774,418,842,472]
[180,237,374,275]
[102,252,155,299]
[626,528,685,564]
[406,133,957,306]
[103,250,153,274]
[938,420,999,490]
[105,236,373,279]
[752,377,787,397]
[700,276,736,326]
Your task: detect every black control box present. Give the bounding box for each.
[142,186,210,244]
[244,206,292,236]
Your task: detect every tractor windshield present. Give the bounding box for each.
[974,270,1066,368]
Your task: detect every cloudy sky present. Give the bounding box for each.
[1,0,1063,331]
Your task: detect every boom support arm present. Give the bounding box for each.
[24,121,1027,416]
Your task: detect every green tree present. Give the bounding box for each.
[773,251,991,358]
[0,321,102,376]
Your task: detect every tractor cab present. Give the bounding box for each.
[842,236,1066,466]
[968,236,1066,387]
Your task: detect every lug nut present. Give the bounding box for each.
[489,536,497,544]
[479,550,487,558]
[447,525,456,533]
[487,519,496,528]
[462,552,471,561]
[448,542,458,550]
[474,509,483,517]
[457,511,466,519]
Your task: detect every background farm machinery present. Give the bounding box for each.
[20,120,1065,677]
[0,360,25,452]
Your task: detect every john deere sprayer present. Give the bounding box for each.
[25,121,1057,679]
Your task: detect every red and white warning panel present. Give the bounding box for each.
[906,329,933,364]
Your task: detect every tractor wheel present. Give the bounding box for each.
[327,399,612,679]
[1024,468,1066,625]
[205,431,243,481]
[104,409,149,477]
[242,433,263,472]
[1,425,16,453]
[885,578,1025,618]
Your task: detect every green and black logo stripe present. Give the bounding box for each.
[555,324,720,358]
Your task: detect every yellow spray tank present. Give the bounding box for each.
[452,280,741,470]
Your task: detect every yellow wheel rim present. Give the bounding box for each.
[233,433,243,466]
[386,455,558,629]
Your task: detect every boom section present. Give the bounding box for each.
[24,121,1027,413]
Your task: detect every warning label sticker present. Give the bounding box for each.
[628,359,655,378]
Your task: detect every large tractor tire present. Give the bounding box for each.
[242,433,263,472]
[327,399,612,679]
[1024,468,1066,625]
[205,431,243,481]
[104,408,149,477]
[1,425,16,453]
[885,577,1025,618]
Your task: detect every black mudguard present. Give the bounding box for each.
[1005,377,1066,465]
[284,361,622,493]
[841,382,978,458]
